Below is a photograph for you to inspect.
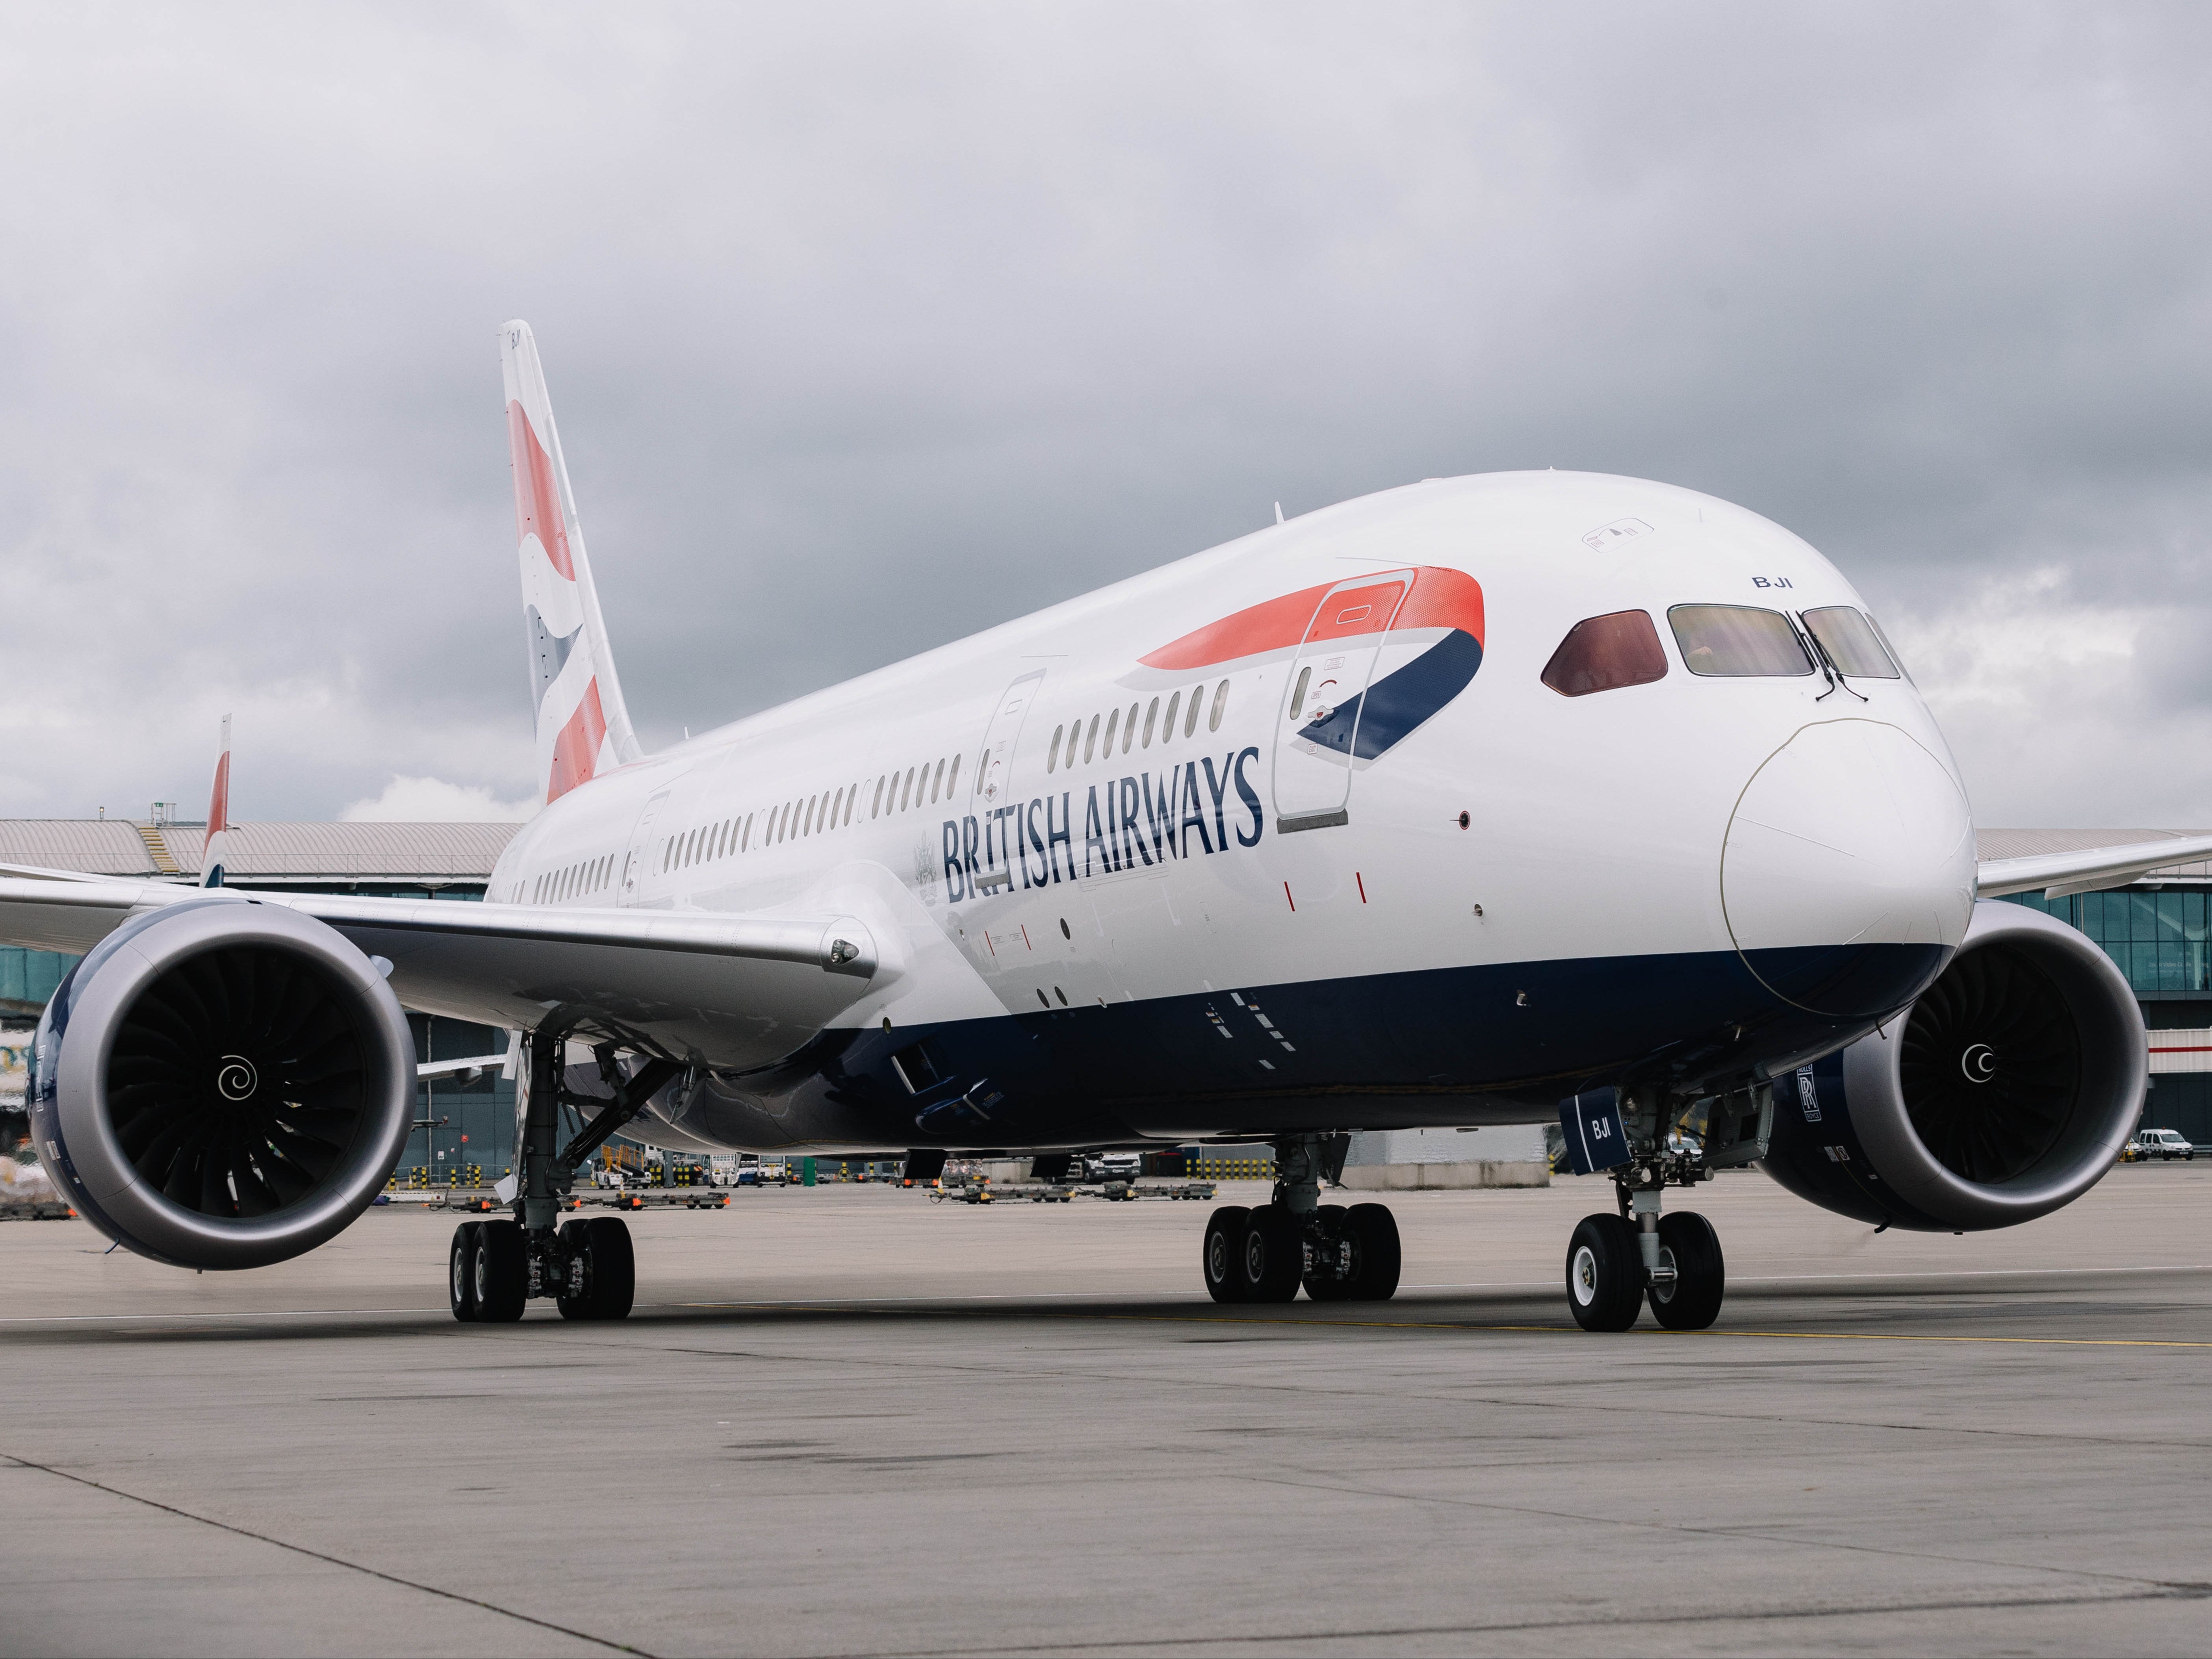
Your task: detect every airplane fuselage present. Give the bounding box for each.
[484,469,1977,1153]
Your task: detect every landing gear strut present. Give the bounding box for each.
[1561,1083,1756,1331]
[449,1022,679,1324]
[1201,1135,1399,1305]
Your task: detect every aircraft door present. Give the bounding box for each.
[972,670,1047,893]
[617,787,673,907]
[1270,572,1411,831]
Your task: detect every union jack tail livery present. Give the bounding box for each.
[501,320,642,807]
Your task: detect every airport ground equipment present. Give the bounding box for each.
[2129,1128,2195,1161]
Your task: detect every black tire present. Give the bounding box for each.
[472,1219,529,1323]
[449,1222,481,1323]
[1303,1204,1354,1301]
[1646,1211,1725,1330]
[583,1217,635,1319]
[1202,1205,1250,1303]
[1566,1213,1642,1332]
[1243,1204,1303,1303]
[1346,1203,1401,1301]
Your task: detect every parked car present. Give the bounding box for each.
[2132,1128,2197,1162]
[1082,1152,1144,1184]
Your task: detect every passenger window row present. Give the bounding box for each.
[531,854,614,906]
[655,752,966,879]
[1043,679,1231,775]
[1541,604,1902,698]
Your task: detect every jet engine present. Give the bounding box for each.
[1762,900,2142,1231]
[26,898,415,1269]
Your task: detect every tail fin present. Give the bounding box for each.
[500,320,643,806]
[200,714,232,887]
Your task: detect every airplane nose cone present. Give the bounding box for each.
[1722,719,1976,1018]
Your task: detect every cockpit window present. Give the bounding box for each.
[1541,611,1668,698]
[1802,606,1901,679]
[1668,605,1813,677]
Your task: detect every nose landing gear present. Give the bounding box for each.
[1199,1136,1401,1304]
[1559,1082,1763,1331]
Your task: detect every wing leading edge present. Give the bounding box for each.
[1975,833,2212,900]
[0,873,879,1071]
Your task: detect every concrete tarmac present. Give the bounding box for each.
[2,1165,2208,1657]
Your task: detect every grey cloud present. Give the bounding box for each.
[1,2,2209,824]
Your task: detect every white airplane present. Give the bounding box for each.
[4,322,2200,1331]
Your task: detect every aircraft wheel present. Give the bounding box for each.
[1202,1205,1250,1303]
[1346,1202,1401,1302]
[1566,1213,1642,1332]
[1242,1204,1303,1303]
[449,1222,481,1322]
[556,1220,594,1319]
[1303,1204,1354,1301]
[1647,1211,1725,1331]
[471,1219,529,1323]
[586,1217,636,1320]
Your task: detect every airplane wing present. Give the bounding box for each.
[1975,832,2212,900]
[0,872,880,1071]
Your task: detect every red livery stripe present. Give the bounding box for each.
[546,678,608,803]
[1140,566,1484,671]
[508,399,576,581]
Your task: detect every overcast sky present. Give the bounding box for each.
[2,2,2208,828]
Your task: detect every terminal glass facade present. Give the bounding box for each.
[1999,889,2212,997]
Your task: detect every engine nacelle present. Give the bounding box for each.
[1763,900,2142,1231]
[26,898,415,1269]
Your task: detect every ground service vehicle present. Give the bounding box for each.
[4,322,2197,1331]
[2133,1128,2196,1162]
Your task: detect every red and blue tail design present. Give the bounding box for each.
[1140,566,1485,760]
[501,321,641,806]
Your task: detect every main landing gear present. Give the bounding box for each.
[450,1023,678,1325]
[1201,1136,1400,1304]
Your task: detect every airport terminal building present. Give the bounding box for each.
[6,817,2210,1164]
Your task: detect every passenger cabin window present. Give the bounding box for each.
[1667,605,1813,677]
[1800,606,1900,679]
[1541,611,1669,698]
[1209,679,1228,731]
